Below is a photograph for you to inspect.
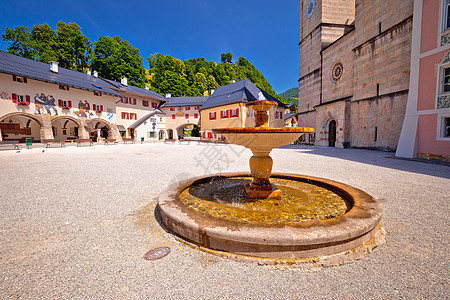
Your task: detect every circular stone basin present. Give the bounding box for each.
[158,173,384,265]
[179,177,349,225]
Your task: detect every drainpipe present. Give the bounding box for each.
[320,51,323,105]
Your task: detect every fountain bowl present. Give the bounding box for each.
[157,172,385,266]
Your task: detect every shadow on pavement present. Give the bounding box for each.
[277,145,450,179]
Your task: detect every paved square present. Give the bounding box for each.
[0,143,448,299]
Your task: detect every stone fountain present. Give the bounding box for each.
[157,100,384,266]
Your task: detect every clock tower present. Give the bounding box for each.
[298,0,355,123]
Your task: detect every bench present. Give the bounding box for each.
[122,138,135,144]
[75,139,93,146]
[197,139,212,144]
[0,140,20,150]
[178,139,193,144]
[214,139,228,145]
[164,139,176,144]
[42,139,66,148]
[104,139,118,145]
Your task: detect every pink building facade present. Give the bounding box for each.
[396,0,450,161]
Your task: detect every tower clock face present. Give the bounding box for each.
[306,0,315,19]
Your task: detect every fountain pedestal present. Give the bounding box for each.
[246,150,281,199]
[213,100,314,201]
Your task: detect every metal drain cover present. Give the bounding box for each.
[144,247,170,261]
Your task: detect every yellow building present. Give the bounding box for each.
[200,79,286,139]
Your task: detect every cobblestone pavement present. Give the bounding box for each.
[0,143,448,299]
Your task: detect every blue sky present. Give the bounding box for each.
[0,0,299,93]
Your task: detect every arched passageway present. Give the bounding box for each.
[0,112,42,142]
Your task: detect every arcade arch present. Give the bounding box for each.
[0,112,42,142]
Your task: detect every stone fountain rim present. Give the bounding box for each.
[158,172,382,248]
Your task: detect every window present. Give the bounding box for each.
[93,104,103,112]
[152,102,157,109]
[195,106,200,110]
[443,67,450,93]
[58,99,72,109]
[130,113,137,120]
[276,111,283,120]
[444,0,450,31]
[221,110,228,119]
[186,106,190,110]
[194,113,198,119]
[130,98,136,105]
[209,112,216,120]
[185,114,189,119]
[439,116,450,139]
[207,132,212,138]
[122,112,128,119]
[12,75,27,83]
[170,107,175,111]
[230,108,239,118]
[94,91,102,96]
[59,84,69,91]
[143,100,149,107]
[172,114,176,119]
[12,94,30,105]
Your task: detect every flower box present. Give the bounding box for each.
[62,106,70,110]
[95,110,102,114]
[17,102,29,106]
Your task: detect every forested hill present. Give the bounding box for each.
[2,22,287,102]
[279,87,298,109]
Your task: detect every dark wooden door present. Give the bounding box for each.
[329,120,336,147]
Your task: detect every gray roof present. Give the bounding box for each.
[200,79,286,110]
[284,112,297,120]
[162,96,207,108]
[101,78,166,101]
[128,109,165,129]
[0,51,122,97]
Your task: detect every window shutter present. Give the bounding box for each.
[26,95,30,105]
[24,77,27,84]
[172,114,175,119]
[100,105,103,111]
[236,109,239,117]
[68,101,72,108]
[13,75,16,82]
[12,93,17,103]
[127,113,130,119]
[58,99,62,107]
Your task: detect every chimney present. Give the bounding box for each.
[231,79,236,84]
[49,61,59,73]
[121,77,127,86]
[145,85,149,90]
[93,70,98,78]
[87,69,91,75]
[166,94,171,98]
[210,89,215,95]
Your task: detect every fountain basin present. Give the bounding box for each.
[212,127,315,152]
[157,173,385,265]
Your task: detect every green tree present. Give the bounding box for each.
[91,36,146,87]
[31,23,58,63]
[2,26,35,59]
[221,52,233,63]
[55,21,92,72]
